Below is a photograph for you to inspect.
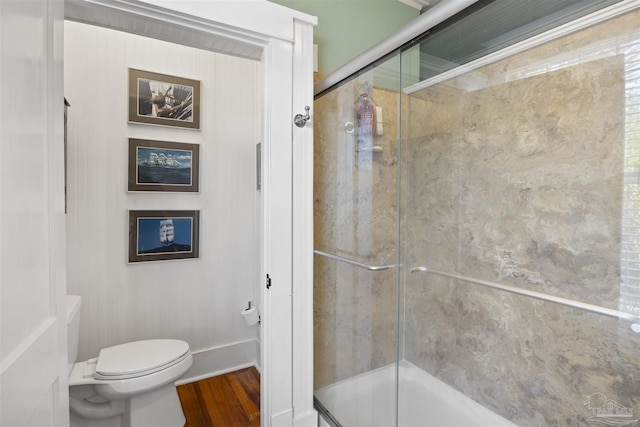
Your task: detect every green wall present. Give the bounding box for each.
[269,0,418,75]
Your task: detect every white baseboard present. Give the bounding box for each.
[294,409,318,427]
[271,408,294,426]
[176,338,260,385]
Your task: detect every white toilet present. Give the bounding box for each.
[66,295,193,427]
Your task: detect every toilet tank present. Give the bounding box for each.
[66,295,82,374]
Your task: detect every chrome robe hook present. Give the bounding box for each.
[294,105,311,128]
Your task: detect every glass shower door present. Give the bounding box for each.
[398,3,640,425]
[313,55,402,427]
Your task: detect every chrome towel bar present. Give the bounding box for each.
[314,249,398,272]
[410,266,640,330]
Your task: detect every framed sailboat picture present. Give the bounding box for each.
[128,68,200,129]
[129,210,200,263]
[128,139,199,192]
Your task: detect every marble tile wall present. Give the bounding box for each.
[404,9,640,425]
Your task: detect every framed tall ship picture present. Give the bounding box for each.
[128,139,200,192]
[129,210,200,263]
[128,68,200,129]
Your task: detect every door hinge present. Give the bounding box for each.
[266,274,271,289]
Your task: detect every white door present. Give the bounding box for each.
[0,0,68,426]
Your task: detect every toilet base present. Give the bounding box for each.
[70,411,121,427]
[70,384,186,427]
[125,384,186,427]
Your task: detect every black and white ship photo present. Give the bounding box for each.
[137,147,192,186]
[128,139,200,192]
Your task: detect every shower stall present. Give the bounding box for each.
[313,0,640,425]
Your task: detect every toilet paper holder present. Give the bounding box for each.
[241,301,260,326]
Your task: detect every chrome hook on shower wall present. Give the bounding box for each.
[294,105,311,128]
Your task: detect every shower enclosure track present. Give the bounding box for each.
[314,0,479,96]
[410,266,640,330]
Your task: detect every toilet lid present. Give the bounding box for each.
[95,339,190,380]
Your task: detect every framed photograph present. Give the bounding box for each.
[128,139,200,192]
[129,210,200,263]
[128,68,200,129]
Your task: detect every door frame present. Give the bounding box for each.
[0,1,67,425]
[63,1,317,425]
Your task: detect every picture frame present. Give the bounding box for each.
[129,210,200,263]
[128,139,200,192]
[128,68,200,129]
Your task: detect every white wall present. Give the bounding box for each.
[64,21,261,375]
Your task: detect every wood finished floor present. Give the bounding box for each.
[177,367,260,427]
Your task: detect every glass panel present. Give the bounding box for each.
[403,0,640,313]
[313,56,401,426]
[417,0,621,81]
[401,6,640,426]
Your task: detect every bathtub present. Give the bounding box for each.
[315,360,517,427]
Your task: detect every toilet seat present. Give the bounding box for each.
[69,339,193,400]
[94,339,190,380]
